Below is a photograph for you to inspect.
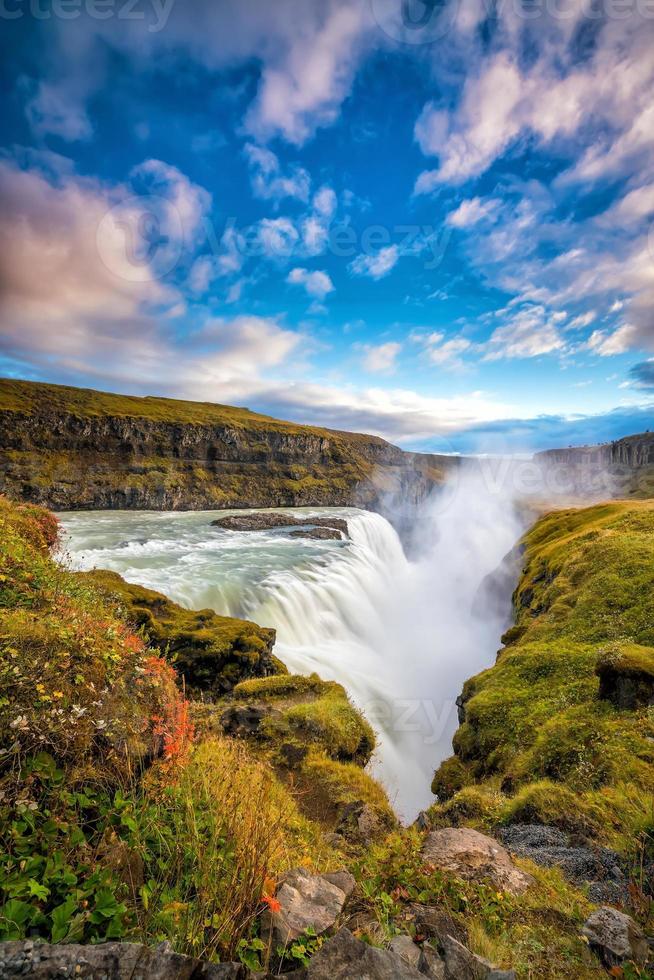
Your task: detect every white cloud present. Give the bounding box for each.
[361,341,402,373]
[423,333,472,367]
[415,20,654,191]
[25,80,93,141]
[243,143,311,203]
[244,3,372,145]
[587,325,640,356]
[484,306,566,361]
[566,311,596,331]
[350,244,399,280]
[257,218,300,259]
[446,197,500,228]
[313,185,337,218]
[287,267,335,299]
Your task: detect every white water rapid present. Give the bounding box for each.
[60,468,524,821]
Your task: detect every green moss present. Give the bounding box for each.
[84,570,281,694]
[431,500,654,855]
[232,673,326,700]
[298,749,395,832]
[265,692,375,764]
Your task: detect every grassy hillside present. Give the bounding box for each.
[0,496,388,964]
[0,378,374,444]
[431,501,654,855]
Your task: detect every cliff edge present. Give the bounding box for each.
[0,379,454,511]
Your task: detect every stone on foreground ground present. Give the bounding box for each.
[440,935,516,979]
[582,906,649,968]
[0,941,245,979]
[421,828,534,896]
[301,927,425,979]
[261,868,356,947]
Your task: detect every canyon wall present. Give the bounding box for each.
[0,379,453,511]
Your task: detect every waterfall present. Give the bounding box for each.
[60,469,524,821]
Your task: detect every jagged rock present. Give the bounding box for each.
[289,527,343,541]
[335,800,388,842]
[220,704,275,737]
[582,906,649,968]
[418,943,446,979]
[407,904,468,947]
[211,514,349,537]
[389,935,422,967]
[441,935,515,980]
[305,928,425,978]
[0,941,246,979]
[414,810,431,831]
[596,644,654,710]
[261,868,355,947]
[499,824,627,904]
[421,828,534,896]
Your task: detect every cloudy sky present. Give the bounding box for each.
[0,0,653,451]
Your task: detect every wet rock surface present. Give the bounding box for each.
[211,514,349,536]
[260,868,355,947]
[0,941,246,979]
[421,828,534,896]
[582,906,649,968]
[499,824,627,903]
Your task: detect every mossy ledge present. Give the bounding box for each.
[430,500,654,857]
[0,378,453,511]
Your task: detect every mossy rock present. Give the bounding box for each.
[227,673,375,765]
[596,642,654,709]
[431,756,471,801]
[83,570,282,694]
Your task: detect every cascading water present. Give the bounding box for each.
[60,468,524,821]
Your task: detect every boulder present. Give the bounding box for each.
[596,644,654,710]
[407,904,468,948]
[220,704,275,738]
[418,943,446,979]
[0,941,246,979]
[389,935,422,968]
[441,936,515,980]
[305,928,425,979]
[261,868,355,947]
[421,828,534,896]
[582,907,649,968]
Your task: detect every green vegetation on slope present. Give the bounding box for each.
[0,496,385,963]
[431,501,654,858]
[84,570,284,693]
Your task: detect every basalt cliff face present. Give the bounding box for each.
[0,379,453,511]
[536,432,654,497]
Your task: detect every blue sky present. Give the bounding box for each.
[0,0,653,451]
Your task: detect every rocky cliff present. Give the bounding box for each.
[0,379,454,511]
[536,432,654,497]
